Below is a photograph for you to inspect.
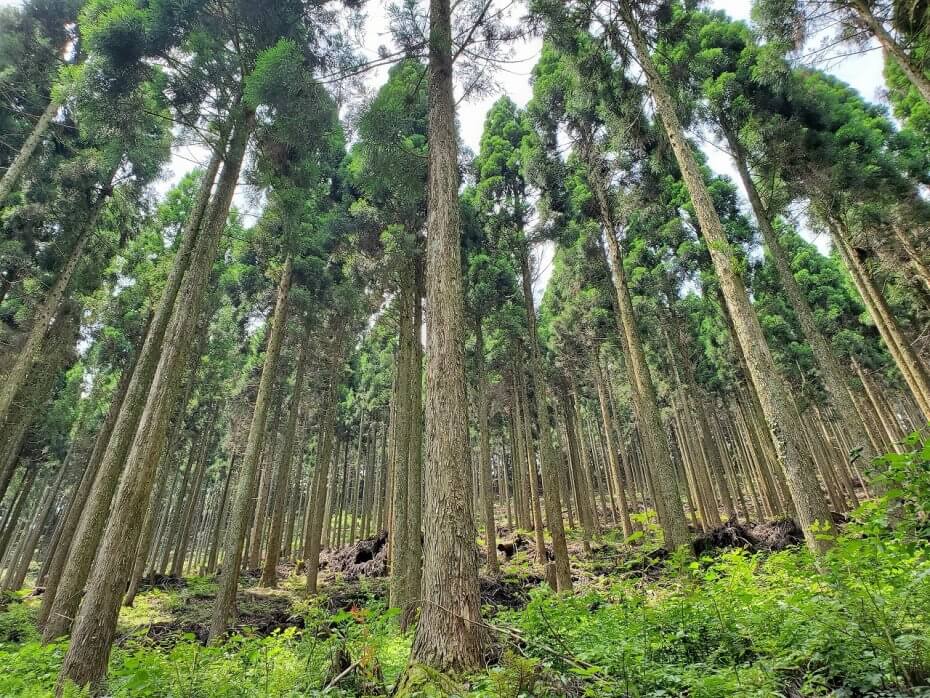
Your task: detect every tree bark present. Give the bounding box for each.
[726,132,875,466]
[304,332,344,595]
[261,323,310,587]
[850,0,930,105]
[409,0,484,670]
[475,319,499,575]
[41,137,227,640]
[582,142,690,552]
[55,112,252,694]
[210,254,292,640]
[518,249,572,591]
[618,3,835,554]
[0,97,59,204]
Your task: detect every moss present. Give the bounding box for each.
[393,663,467,697]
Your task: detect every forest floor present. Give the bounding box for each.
[1,511,929,697]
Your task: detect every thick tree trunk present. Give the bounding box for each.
[389,263,415,613]
[619,4,835,554]
[409,0,484,670]
[41,138,226,640]
[210,254,292,640]
[55,112,252,694]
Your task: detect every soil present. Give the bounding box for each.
[692,518,804,556]
[324,530,388,580]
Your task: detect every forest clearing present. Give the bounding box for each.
[0,0,929,695]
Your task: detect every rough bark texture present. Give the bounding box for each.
[261,324,310,587]
[619,5,835,554]
[389,264,415,612]
[41,141,225,640]
[409,0,484,671]
[210,254,292,639]
[55,113,252,694]
[583,143,691,552]
[727,133,874,465]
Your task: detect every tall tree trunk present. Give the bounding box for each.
[475,319,499,575]
[261,323,310,587]
[0,170,114,427]
[41,137,226,640]
[210,254,292,640]
[726,132,874,465]
[0,97,59,204]
[389,263,414,612]
[618,4,835,553]
[832,227,930,419]
[55,112,252,694]
[207,455,236,574]
[592,355,634,537]
[0,468,37,563]
[171,407,216,577]
[582,144,690,551]
[404,271,424,625]
[408,0,484,671]
[304,332,344,595]
[518,249,572,591]
[850,0,930,105]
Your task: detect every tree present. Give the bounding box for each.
[406,0,485,673]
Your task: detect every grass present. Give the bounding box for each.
[1,436,929,696]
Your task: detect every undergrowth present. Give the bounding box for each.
[0,433,928,696]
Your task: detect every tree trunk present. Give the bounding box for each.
[409,0,484,671]
[55,112,252,693]
[41,136,227,640]
[582,143,690,551]
[619,4,835,554]
[475,319,499,575]
[518,249,572,591]
[592,355,634,537]
[261,323,310,587]
[304,333,344,595]
[850,0,930,105]
[727,132,875,466]
[403,270,424,625]
[0,97,59,204]
[0,170,113,427]
[832,227,930,419]
[210,254,292,640]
